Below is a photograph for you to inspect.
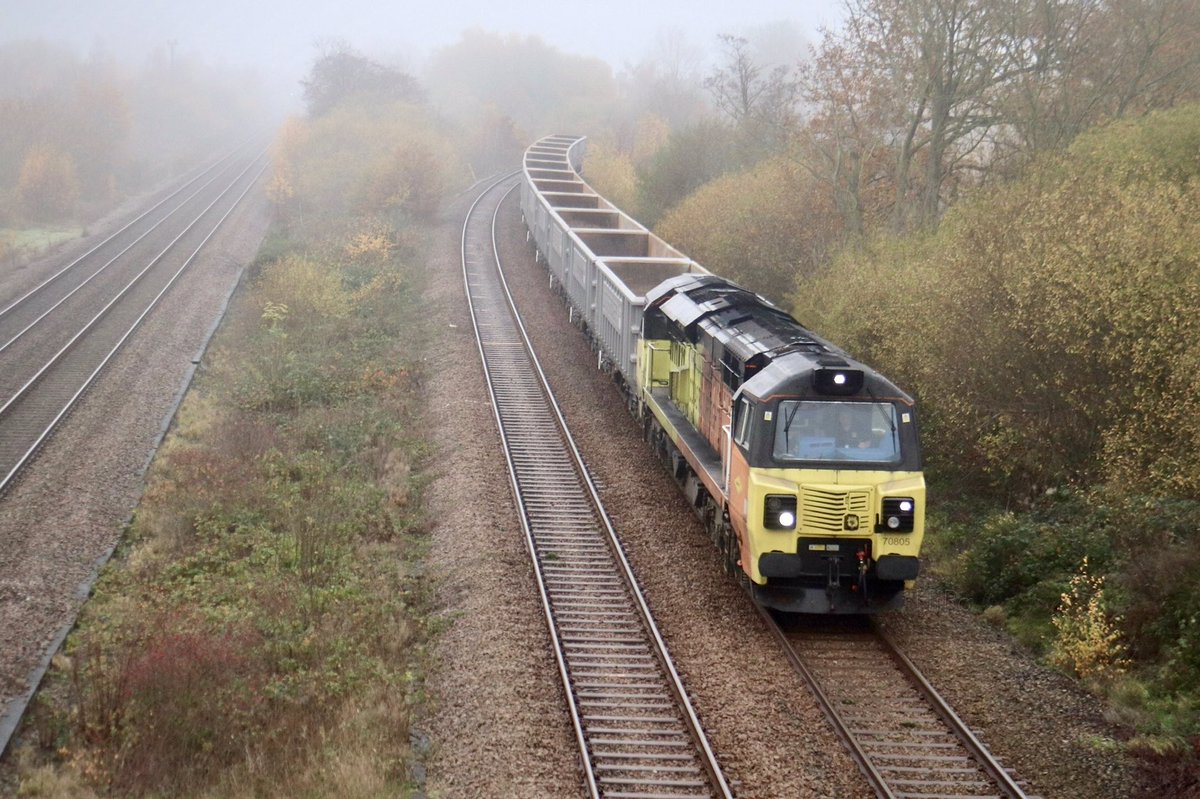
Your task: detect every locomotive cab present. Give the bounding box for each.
[727,356,925,613]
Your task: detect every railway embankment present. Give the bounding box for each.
[1,119,449,797]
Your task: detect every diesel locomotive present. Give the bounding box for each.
[520,135,924,613]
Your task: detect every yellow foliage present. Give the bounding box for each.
[255,256,350,323]
[357,137,447,219]
[658,157,843,302]
[631,114,671,167]
[271,115,309,167]
[17,145,80,222]
[269,103,460,233]
[792,105,1200,499]
[582,141,639,215]
[343,223,395,262]
[266,164,294,208]
[1049,558,1129,683]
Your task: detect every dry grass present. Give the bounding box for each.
[13,213,432,797]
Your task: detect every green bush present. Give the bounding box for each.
[933,490,1200,741]
[942,490,1116,609]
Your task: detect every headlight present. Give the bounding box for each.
[880,497,915,533]
[764,495,797,530]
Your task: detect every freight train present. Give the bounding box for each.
[520,135,924,614]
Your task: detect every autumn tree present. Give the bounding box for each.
[1093,0,1200,116]
[801,0,1200,233]
[842,0,1026,228]
[657,157,842,302]
[17,145,80,222]
[797,37,896,238]
[629,114,673,168]
[1,41,270,221]
[635,119,740,226]
[792,104,1200,499]
[581,140,639,214]
[358,138,446,220]
[302,42,422,117]
[704,33,800,151]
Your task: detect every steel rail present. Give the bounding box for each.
[752,603,897,798]
[755,605,1032,799]
[0,152,254,357]
[490,180,733,799]
[461,172,598,797]
[462,173,733,799]
[0,152,264,421]
[0,143,249,322]
[0,155,269,494]
[873,622,1030,799]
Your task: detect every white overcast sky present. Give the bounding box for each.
[3,0,846,78]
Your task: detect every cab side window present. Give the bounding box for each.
[734,397,752,448]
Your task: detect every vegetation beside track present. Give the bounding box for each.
[12,52,459,799]
[791,104,1200,763]
[0,41,273,232]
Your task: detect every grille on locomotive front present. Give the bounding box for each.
[800,487,870,533]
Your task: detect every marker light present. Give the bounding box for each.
[880,497,916,533]
[764,495,798,530]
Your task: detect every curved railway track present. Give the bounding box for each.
[758,609,1038,799]
[462,173,734,799]
[0,148,268,494]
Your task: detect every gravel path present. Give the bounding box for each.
[0,180,271,762]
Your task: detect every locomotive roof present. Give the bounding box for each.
[741,351,913,404]
[646,273,913,403]
[648,274,832,362]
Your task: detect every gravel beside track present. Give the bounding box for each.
[419,191,583,798]
[883,581,1139,798]
[0,183,271,767]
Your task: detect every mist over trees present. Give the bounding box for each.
[0,40,271,228]
[302,42,423,117]
[424,29,618,174]
[271,43,461,236]
[796,0,1200,234]
[582,0,1199,271]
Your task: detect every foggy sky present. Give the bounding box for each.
[4,0,845,88]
